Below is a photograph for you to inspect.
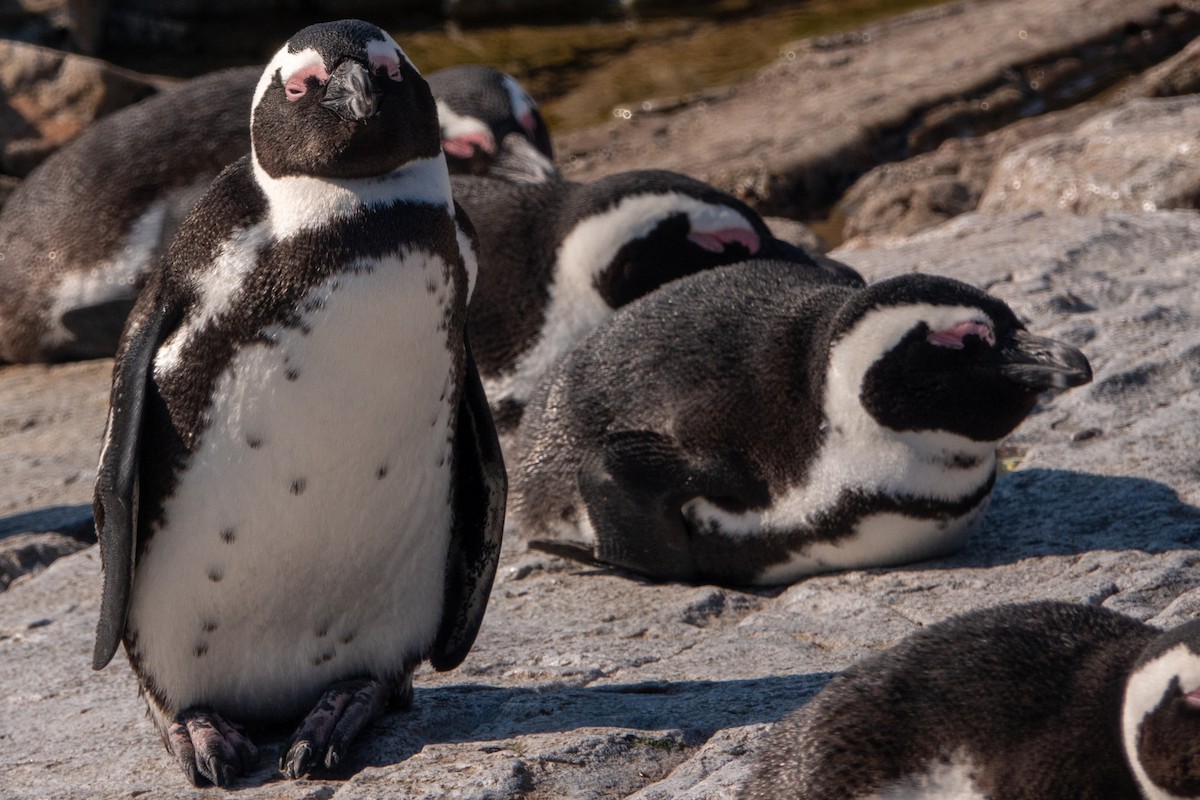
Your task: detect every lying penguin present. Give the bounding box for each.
[509,263,1091,586]
[455,171,863,431]
[741,600,1200,800]
[91,20,505,786]
[0,61,552,363]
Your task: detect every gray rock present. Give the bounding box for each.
[838,26,1200,246]
[979,95,1200,215]
[557,0,1200,217]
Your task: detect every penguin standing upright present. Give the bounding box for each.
[91,20,505,787]
[510,264,1090,586]
[0,67,259,363]
[455,171,863,430]
[427,64,558,182]
[741,601,1200,800]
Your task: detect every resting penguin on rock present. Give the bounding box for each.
[0,62,550,363]
[427,64,557,182]
[455,171,864,431]
[741,601,1200,800]
[0,67,259,363]
[509,263,1091,586]
[91,20,505,787]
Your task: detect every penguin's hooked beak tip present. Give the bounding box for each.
[320,60,381,123]
[997,329,1093,391]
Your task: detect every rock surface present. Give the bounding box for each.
[3,1,1200,798]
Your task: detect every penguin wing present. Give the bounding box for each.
[92,275,182,670]
[530,430,771,583]
[430,342,507,670]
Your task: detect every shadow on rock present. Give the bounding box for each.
[236,673,834,784]
[0,504,94,542]
[947,468,1200,568]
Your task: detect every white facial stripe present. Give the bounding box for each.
[253,47,324,119]
[252,153,452,239]
[502,74,536,121]
[1122,643,1200,800]
[366,36,415,74]
[436,100,493,140]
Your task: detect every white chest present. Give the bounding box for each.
[129,251,461,720]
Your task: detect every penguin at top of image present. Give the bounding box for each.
[510,263,1091,586]
[91,19,505,788]
[454,169,864,431]
[427,64,558,183]
[0,59,552,364]
[741,600,1200,800]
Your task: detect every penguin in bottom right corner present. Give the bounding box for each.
[740,600,1200,800]
[509,264,1091,587]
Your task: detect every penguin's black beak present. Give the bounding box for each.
[996,329,1093,391]
[321,61,380,122]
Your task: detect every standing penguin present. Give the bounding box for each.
[0,62,551,364]
[510,264,1090,586]
[0,67,259,363]
[741,601,1200,800]
[456,171,862,430]
[91,20,505,787]
[427,64,557,182]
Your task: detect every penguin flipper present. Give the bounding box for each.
[562,430,770,583]
[92,275,181,670]
[431,344,507,671]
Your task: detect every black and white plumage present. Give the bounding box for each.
[427,64,557,183]
[456,170,862,431]
[0,62,551,363]
[510,264,1091,586]
[0,67,258,363]
[741,601,1200,800]
[91,20,505,787]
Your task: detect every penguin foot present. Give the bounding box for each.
[280,677,389,778]
[169,708,259,787]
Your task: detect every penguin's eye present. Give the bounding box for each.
[283,65,329,102]
[370,55,402,82]
[926,321,996,350]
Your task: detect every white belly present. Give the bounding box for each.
[129,252,459,720]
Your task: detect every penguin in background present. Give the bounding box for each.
[427,64,558,183]
[0,67,259,363]
[509,264,1091,586]
[91,20,505,787]
[741,601,1200,800]
[0,61,552,363]
[455,170,864,431]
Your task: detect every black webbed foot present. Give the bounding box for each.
[279,677,390,779]
[169,708,258,787]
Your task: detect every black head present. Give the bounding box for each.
[566,170,778,309]
[1123,619,1200,799]
[427,65,555,177]
[250,20,441,180]
[826,274,1092,443]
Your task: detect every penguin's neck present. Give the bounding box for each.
[252,153,453,240]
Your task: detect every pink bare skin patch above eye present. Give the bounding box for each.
[927,321,996,349]
[687,227,761,254]
[442,131,496,158]
[370,54,402,81]
[285,64,329,101]
[1186,688,1200,709]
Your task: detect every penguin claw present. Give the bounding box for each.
[169,708,258,787]
[280,678,391,779]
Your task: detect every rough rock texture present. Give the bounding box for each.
[0,40,163,177]
[978,95,1200,215]
[837,30,1200,244]
[557,0,1200,217]
[3,2,1200,797]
